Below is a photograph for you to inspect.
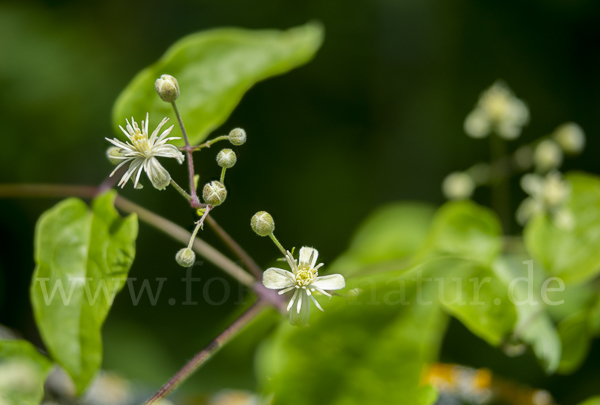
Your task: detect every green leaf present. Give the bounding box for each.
[416,258,517,346]
[112,23,323,145]
[524,172,600,284]
[30,191,138,394]
[578,397,600,405]
[257,276,447,405]
[417,201,502,265]
[329,202,436,276]
[0,340,53,405]
[493,256,561,373]
[557,311,590,374]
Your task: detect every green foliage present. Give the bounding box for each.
[0,340,53,405]
[112,23,323,146]
[257,277,447,405]
[329,202,436,276]
[578,398,600,405]
[416,200,502,265]
[525,172,600,284]
[30,191,137,394]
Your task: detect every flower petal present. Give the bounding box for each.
[144,157,170,190]
[311,274,345,291]
[289,289,310,326]
[299,247,318,269]
[263,268,295,289]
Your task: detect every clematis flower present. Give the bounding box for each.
[517,171,573,230]
[263,247,345,326]
[106,113,184,190]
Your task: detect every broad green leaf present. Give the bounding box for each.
[525,172,600,284]
[329,202,436,276]
[257,276,447,405]
[493,256,561,373]
[30,191,137,394]
[557,311,590,374]
[578,398,600,405]
[414,258,517,346]
[0,339,53,405]
[112,23,323,145]
[417,201,502,265]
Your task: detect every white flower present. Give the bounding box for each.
[106,113,184,190]
[442,171,475,200]
[517,171,573,229]
[533,139,563,173]
[263,247,345,326]
[464,81,529,140]
[553,122,585,154]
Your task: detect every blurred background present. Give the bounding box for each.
[1,0,600,403]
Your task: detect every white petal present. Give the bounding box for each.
[144,157,170,190]
[311,274,345,291]
[262,268,295,289]
[154,144,185,163]
[299,247,318,269]
[287,290,298,312]
[149,117,169,144]
[285,251,298,273]
[306,289,324,311]
[289,290,310,326]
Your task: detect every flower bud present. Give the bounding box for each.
[442,172,475,200]
[534,139,563,172]
[251,211,275,236]
[106,147,126,165]
[216,149,237,168]
[228,128,247,146]
[154,74,180,103]
[202,181,227,206]
[175,248,195,267]
[553,122,585,154]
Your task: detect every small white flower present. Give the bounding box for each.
[517,171,572,230]
[263,247,345,326]
[106,113,184,190]
[553,122,585,154]
[464,81,529,140]
[533,139,563,173]
[442,171,475,200]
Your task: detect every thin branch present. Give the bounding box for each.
[206,216,263,280]
[181,135,230,152]
[0,183,255,288]
[171,101,201,208]
[114,196,255,287]
[142,301,268,405]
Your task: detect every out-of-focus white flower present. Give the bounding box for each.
[553,122,585,154]
[106,113,184,190]
[263,247,345,326]
[517,172,572,230]
[82,372,132,405]
[533,139,563,173]
[442,172,475,200]
[0,360,39,393]
[209,390,259,405]
[464,81,529,140]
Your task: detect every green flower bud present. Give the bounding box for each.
[106,146,126,165]
[155,74,180,103]
[553,122,585,154]
[228,128,246,146]
[216,149,237,168]
[175,248,195,267]
[251,211,275,236]
[202,181,227,206]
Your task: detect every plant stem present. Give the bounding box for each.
[114,196,255,287]
[220,167,227,184]
[269,233,288,257]
[206,216,263,279]
[171,101,200,208]
[170,179,192,202]
[0,183,255,288]
[142,301,268,405]
[183,135,230,151]
[490,134,511,233]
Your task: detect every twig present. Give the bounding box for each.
[206,216,263,280]
[171,102,201,208]
[142,301,268,405]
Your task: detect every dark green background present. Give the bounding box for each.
[1,0,600,403]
